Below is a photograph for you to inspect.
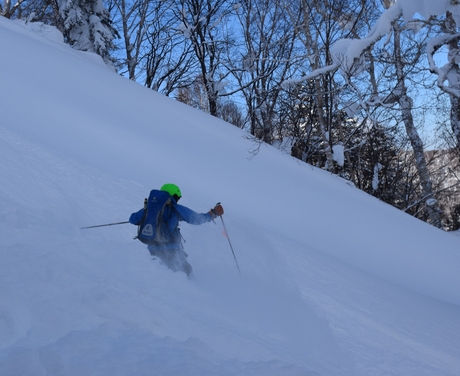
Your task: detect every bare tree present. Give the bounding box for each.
[1,0,64,30]
[387,22,442,227]
[142,8,197,95]
[112,0,153,80]
[1,0,27,18]
[173,0,236,116]
[175,75,210,111]
[231,0,302,142]
[217,100,245,128]
[107,0,197,94]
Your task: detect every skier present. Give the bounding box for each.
[129,184,224,277]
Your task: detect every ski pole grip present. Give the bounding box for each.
[144,198,148,209]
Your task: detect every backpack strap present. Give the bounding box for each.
[135,198,148,239]
[154,197,172,242]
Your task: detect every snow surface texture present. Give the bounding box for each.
[0,15,460,376]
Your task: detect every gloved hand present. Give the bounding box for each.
[210,203,224,218]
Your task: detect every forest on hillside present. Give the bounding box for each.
[2,0,460,229]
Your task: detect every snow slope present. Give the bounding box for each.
[0,17,459,376]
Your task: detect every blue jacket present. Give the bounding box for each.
[129,191,213,250]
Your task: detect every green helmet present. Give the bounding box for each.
[160,183,182,199]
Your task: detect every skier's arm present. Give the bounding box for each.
[129,208,145,225]
[175,204,213,225]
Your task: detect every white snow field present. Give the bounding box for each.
[0,15,459,376]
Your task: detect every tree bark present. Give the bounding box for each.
[394,25,443,228]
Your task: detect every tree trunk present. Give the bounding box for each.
[314,78,335,171]
[444,12,460,149]
[394,25,443,228]
[451,94,460,149]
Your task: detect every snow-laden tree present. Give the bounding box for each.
[278,0,379,177]
[1,0,117,66]
[323,0,460,228]
[427,10,460,149]
[59,0,118,66]
[331,0,460,150]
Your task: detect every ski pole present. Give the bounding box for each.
[218,209,241,275]
[80,221,129,230]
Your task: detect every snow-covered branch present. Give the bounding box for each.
[331,0,460,75]
[281,64,339,89]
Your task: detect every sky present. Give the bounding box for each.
[0,13,460,376]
